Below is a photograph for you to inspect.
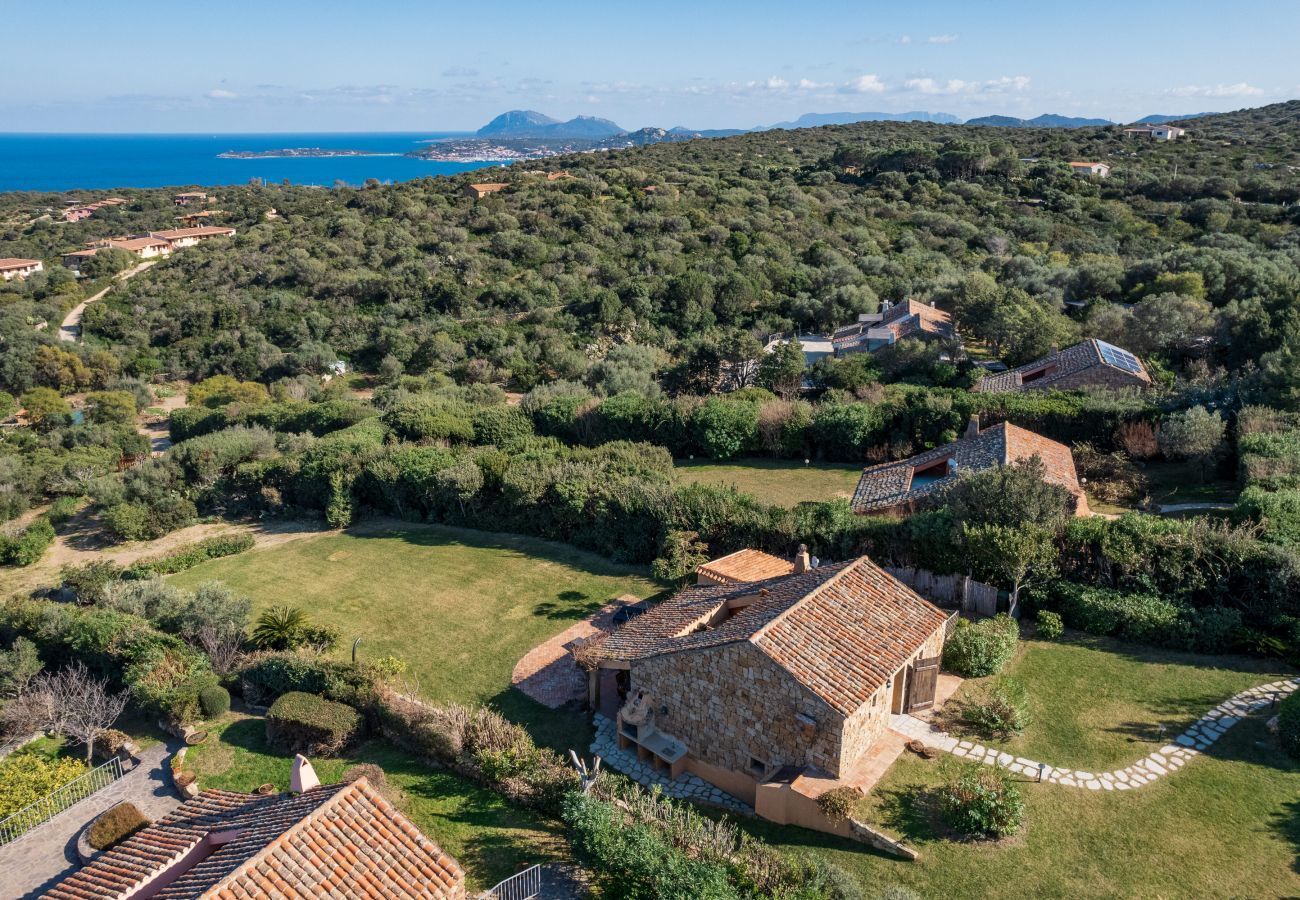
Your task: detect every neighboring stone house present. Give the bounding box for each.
[464,182,508,199]
[851,418,1091,517]
[831,300,956,355]
[1070,161,1110,178]
[45,772,465,899]
[86,235,174,260]
[973,339,1152,394]
[591,554,952,807]
[0,258,44,281]
[174,191,210,206]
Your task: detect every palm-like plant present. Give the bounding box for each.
[251,605,308,651]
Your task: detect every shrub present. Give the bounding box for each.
[943,614,1019,677]
[199,685,231,718]
[60,560,123,604]
[123,534,256,578]
[1278,691,1300,758]
[562,792,739,900]
[341,763,390,796]
[251,606,338,652]
[88,802,150,850]
[238,653,379,709]
[1055,584,1186,646]
[0,518,55,567]
[48,496,81,524]
[266,691,364,756]
[816,786,863,824]
[0,752,87,819]
[1036,609,1064,640]
[938,763,1024,838]
[956,677,1031,739]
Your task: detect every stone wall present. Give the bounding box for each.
[1033,367,1149,393]
[632,643,848,778]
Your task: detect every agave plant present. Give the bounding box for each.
[250,605,308,651]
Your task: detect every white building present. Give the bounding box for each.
[1124,125,1186,141]
[1069,161,1111,178]
[0,258,43,281]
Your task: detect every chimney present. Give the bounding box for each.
[930,300,936,308]
[794,544,811,573]
[291,754,320,793]
[965,415,980,439]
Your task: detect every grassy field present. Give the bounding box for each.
[170,522,659,749]
[674,457,863,507]
[750,635,1300,899]
[186,711,567,891]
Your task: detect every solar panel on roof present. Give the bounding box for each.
[1096,340,1143,374]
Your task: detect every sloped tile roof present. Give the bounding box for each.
[973,339,1151,393]
[45,778,464,900]
[598,556,949,716]
[0,258,41,270]
[150,226,236,240]
[851,421,1084,513]
[696,548,796,584]
[831,300,955,352]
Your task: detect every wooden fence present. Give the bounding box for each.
[885,567,1013,619]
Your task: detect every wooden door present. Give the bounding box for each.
[906,657,940,712]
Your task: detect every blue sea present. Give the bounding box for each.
[0,133,516,193]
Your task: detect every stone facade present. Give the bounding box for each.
[632,642,851,778]
[1025,366,1148,392]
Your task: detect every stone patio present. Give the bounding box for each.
[512,596,642,709]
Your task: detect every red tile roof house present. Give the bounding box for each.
[44,774,465,899]
[589,553,953,820]
[851,418,1091,517]
[0,258,44,281]
[973,338,1152,394]
[149,225,238,248]
[831,299,956,356]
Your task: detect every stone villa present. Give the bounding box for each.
[464,182,508,199]
[831,300,956,355]
[590,551,952,809]
[45,766,465,899]
[149,225,238,248]
[974,339,1152,394]
[851,418,1091,517]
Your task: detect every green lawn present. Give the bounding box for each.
[186,711,567,891]
[748,636,1300,899]
[674,457,863,507]
[170,522,659,750]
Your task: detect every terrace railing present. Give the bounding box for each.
[0,756,125,846]
[482,864,542,900]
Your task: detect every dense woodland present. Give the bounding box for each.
[3,101,1300,659]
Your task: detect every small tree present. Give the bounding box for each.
[33,663,129,765]
[944,456,1073,532]
[1158,406,1226,480]
[198,625,245,677]
[961,523,1057,601]
[20,388,72,431]
[651,530,710,584]
[758,339,806,401]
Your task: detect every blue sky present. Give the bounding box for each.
[3,0,1296,132]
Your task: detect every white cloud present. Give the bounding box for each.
[1168,82,1264,98]
[207,89,237,100]
[927,34,959,44]
[903,75,1030,95]
[897,35,912,45]
[844,74,887,94]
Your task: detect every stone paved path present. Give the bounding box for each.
[890,677,1298,790]
[589,714,751,814]
[0,741,181,900]
[512,597,641,709]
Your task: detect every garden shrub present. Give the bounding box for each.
[266,691,364,756]
[956,677,1031,739]
[816,785,863,824]
[238,653,379,709]
[48,496,81,524]
[943,614,1019,677]
[938,763,1024,838]
[88,801,150,850]
[199,685,231,718]
[1054,584,1186,647]
[562,792,739,900]
[60,560,123,605]
[1278,691,1300,758]
[0,517,55,567]
[1036,609,1064,640]
[123,534,256,578]
[0,752,86,819]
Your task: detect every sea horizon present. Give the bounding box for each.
[0,132,509,193]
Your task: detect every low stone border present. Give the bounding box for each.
[891,677,1299,790]
[589,714,751,814]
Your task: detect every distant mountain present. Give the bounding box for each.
[966,113,1115,128]
[476,110,625,140]
[768,110,960,129]
[1131,113,1212,125]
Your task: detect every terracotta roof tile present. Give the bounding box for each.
[974,339,1151,393]
[45,779,464,900]
[599,556,950,715]
[696,548,796,584]
[851,421,1085,513]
